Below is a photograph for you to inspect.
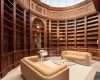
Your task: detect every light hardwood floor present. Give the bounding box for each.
[1,59,100,80]
[86,61,100,80]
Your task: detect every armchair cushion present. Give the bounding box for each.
[65,55,85,61]
[23,56,67,76]
[61,50,91,65]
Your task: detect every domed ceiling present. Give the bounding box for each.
[40,0,85,7]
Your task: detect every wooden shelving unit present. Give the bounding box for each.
[40,25,44,48]
[25,11,30,56]
[46,20,50,48]
[0,0,100,78]
[32,18,44,50]
[16,4,24,51]
[67,20,75,48]
[2,0,14,77]
[4,0,14,54]
[87,13,98,49]
[14,3,24,66]
[32,25,39,49]
[59,21,66,48]
[51,20,58,49]
[0,1,1,77]
[76,17,85,48]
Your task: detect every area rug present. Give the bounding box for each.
[43,58,94,80]
[94,72,100,80]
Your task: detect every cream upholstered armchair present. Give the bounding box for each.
[61,50,91,66]
[20,56,69,80]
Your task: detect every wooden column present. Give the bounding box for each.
[92,0,100,12]
[1,0,4,57]
[57,21,59,49]
[65,21,67,48]
[57,21,59,55]
[30,13,33,55]
[13,0,17,68]
[43,19,47,49]
[74,19,76,48]
[98,13,100,48]
[0,0,4,77]
[84,16,87,48]
[49,20,51,49]
[24,10,26,56]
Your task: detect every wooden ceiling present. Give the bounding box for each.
[92,0,100,12]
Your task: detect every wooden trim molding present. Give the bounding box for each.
[17,0,96,19]
[92,0,100,12]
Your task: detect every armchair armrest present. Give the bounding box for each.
[25,56,39,62]
[61,51,68,56]
[61,51,68,59]
[85,54,91,65]
[35,63,67,77]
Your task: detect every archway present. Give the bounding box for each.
[33,18,44,29]
[32,18,44,49]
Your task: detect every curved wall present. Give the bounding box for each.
[16,0,96,20]
[0,0,99,78]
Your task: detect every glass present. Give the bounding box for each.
[40,0,85,7]
[38,50,48,62]
[49,49,57,57]
[52,58,76,66]
[76,0,84,4]
[51,0,58,7]
[67,0,75,7]
[58,0,66,7]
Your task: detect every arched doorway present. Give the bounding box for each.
[32,18,44,49]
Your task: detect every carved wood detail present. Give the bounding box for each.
[18,0,96,19]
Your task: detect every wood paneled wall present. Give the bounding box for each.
[0,0,30,78]
[17,0,96,19]
[0,0,100,78]
[92,0,100,12]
